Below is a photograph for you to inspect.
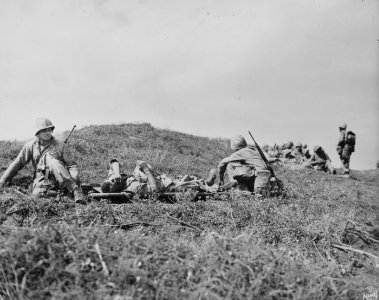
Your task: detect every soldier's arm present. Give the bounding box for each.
[308,154,320,165]
[0,143,32,187]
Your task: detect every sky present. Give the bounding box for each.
[0,0,378,170]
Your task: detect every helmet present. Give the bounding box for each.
[262,144,269,151]
[338,123,347,130]
[286,141,294,149]
[230,135,247,151]
[34,117,55,135]
[303,144,308,149]
[313,145,321,152]
[295,142,302,148]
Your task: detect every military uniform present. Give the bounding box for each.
[337,123,354,175]
[307,145,335,174]
[0,118,83,200]
[101,159,217,197]
[218,135,271,196]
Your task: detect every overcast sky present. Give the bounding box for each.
[0,0,378,170]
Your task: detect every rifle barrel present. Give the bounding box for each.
[64,125,77,144]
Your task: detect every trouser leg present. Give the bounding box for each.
[126,181,149,198]
[32,172,56,198]
[340,156,350,174]
[341,148,351,174]
[254,170,271,196]
[45,155,78,192]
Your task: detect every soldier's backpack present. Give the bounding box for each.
[346,131,356,152]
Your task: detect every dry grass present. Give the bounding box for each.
[0,123,378,299]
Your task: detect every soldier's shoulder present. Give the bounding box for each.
[22,138,38,149]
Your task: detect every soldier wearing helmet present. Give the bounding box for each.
[281,141,294,159]
[217,135,271,197]
[0,117,86,203]
[307,145,336,174]
[337,122,355,177]
[302,144,311,159]
[289,142,305,163]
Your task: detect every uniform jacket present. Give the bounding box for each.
[218,146,267,180]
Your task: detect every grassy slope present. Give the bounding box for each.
[0,123,378,300]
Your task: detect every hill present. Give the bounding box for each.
[0,123,378,300]
[1,123,230,184]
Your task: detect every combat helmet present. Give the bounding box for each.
[338,123,347,130]
[230,135,247,151]
[34,117,55,136]
[295,142,302,148]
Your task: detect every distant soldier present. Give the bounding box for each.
[291,142,303,156]
[218,135,271,197]
[336,123,355,177]
[286,142,305,164]
[261,144,280,164]
[101,159,218,197]
[0,118,86,203]
[282,141,294,159]
[307,145,336,174]
[302,144,311,159]
[270,144,281,158]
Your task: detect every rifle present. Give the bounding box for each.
[64,125,76,144]
[89,191,135,202]
[248,131,284,189]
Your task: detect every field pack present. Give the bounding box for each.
[346,131,356,152]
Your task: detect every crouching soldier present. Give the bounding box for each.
[218,135,271,197]
[0,118,86,204]
[101,158,218,198]
[305,145,336,174]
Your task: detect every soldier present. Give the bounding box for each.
[218,135,271,197]
[302,144,311,159]
[281,141,294,159]
[261,144,280,164]
[307,145,336,174]
[101,158,218,198]
[291,142,303,157]
[337,123,355,177]
[0,118,86,203]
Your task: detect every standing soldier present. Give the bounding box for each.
[0,117,86,203]
[218,135,271,197]
[336,123,355,177]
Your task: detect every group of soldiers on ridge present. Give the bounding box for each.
[0,118,356,204]
[269,122,354,177]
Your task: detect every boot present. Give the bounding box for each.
[205,169,217,186]
[73,186,87,204]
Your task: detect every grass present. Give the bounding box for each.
[0,123,378,299]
